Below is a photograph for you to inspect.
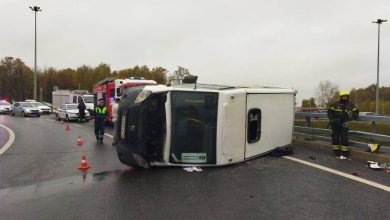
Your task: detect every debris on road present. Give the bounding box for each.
[352,172,363,177]
[367,144,381,153]
[183,167,203,172]
[366,161,388,170]
[309,156,316,160]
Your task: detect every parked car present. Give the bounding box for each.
[40,102,53,113]
[0,100,12,114]
[10,102,41,117]
[30,102,51,114]
[55,103,90,122]
[314,110,328,113]
[359,112,378,116]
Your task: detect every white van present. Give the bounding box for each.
[116,80,296,167]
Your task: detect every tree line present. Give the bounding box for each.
[302,80,390,115]
[0,56,191,103]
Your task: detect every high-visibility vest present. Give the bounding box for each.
[95,107,107,114]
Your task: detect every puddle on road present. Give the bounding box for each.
[81,166,137,182]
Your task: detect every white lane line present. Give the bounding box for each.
[0,124,15,155]
[73,124,82,127]
[105,133,113,138]
[283,156,390,193]
[45,119,55,122]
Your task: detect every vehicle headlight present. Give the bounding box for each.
[134,90,152,103]
[25,109,31,112]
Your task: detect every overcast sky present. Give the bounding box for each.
[1,0,390,103]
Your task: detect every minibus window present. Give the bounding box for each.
[247,108,261,143]
[170,92,218,164]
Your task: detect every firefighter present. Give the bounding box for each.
[94,99,107,143]
[327,90,359,158]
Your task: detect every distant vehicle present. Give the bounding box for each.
[52,90,94,113]
[40,102,54,113]
[30,102,51,114]
[11,102,41,117]
[0,100,12,114]
[93,77,157,123]
[313,109,328,119]
[55,103,90,122]
[359,112,378,116]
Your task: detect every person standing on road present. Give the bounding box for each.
[112,97,120,146]
[94,99,107,143]
[327,90,359,159]
[78,99,86,122]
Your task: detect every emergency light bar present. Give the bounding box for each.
[128,77,145,80]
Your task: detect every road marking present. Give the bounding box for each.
[283,156,390,192]
[45,119,55,122]
[0,124,15,155]
[105,133,113,138]
[73,124,82,127]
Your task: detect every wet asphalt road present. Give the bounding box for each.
[0,114,389,220]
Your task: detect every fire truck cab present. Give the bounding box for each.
[92,77,157,122]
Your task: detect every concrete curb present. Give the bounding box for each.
[293,138,390,163]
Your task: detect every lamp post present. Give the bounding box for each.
[29,6,42,101]
[372,18,387,115]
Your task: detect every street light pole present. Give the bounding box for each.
[372,18,387,115]
[29,6,42,101]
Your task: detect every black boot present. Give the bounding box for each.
[341,150,350,157]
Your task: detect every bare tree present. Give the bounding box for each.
[168,66,192,84]
[315,80,339,107]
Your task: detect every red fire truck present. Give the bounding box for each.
[92,77,157,122]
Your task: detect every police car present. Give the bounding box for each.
[0,100,12,114]
[55,103,90,122]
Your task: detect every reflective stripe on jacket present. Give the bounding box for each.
[327,101,359,123]
[95,106,107,120]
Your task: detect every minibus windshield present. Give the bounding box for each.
[170,91,218,164]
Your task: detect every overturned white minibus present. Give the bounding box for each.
[116,80,296,167]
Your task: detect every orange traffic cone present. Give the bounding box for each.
[77,136,84,145]
[60,119,64,124]
[65,124,70,131]
[79,155,90,170]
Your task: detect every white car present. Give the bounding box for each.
[56,104,90,122]
[11,102,41,117]
[30,102,51,114]
[0,100,12,114]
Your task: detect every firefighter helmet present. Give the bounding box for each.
[339,90,349,97]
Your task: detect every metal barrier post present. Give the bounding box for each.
[371,121,377,133]
[305,116,312,140]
